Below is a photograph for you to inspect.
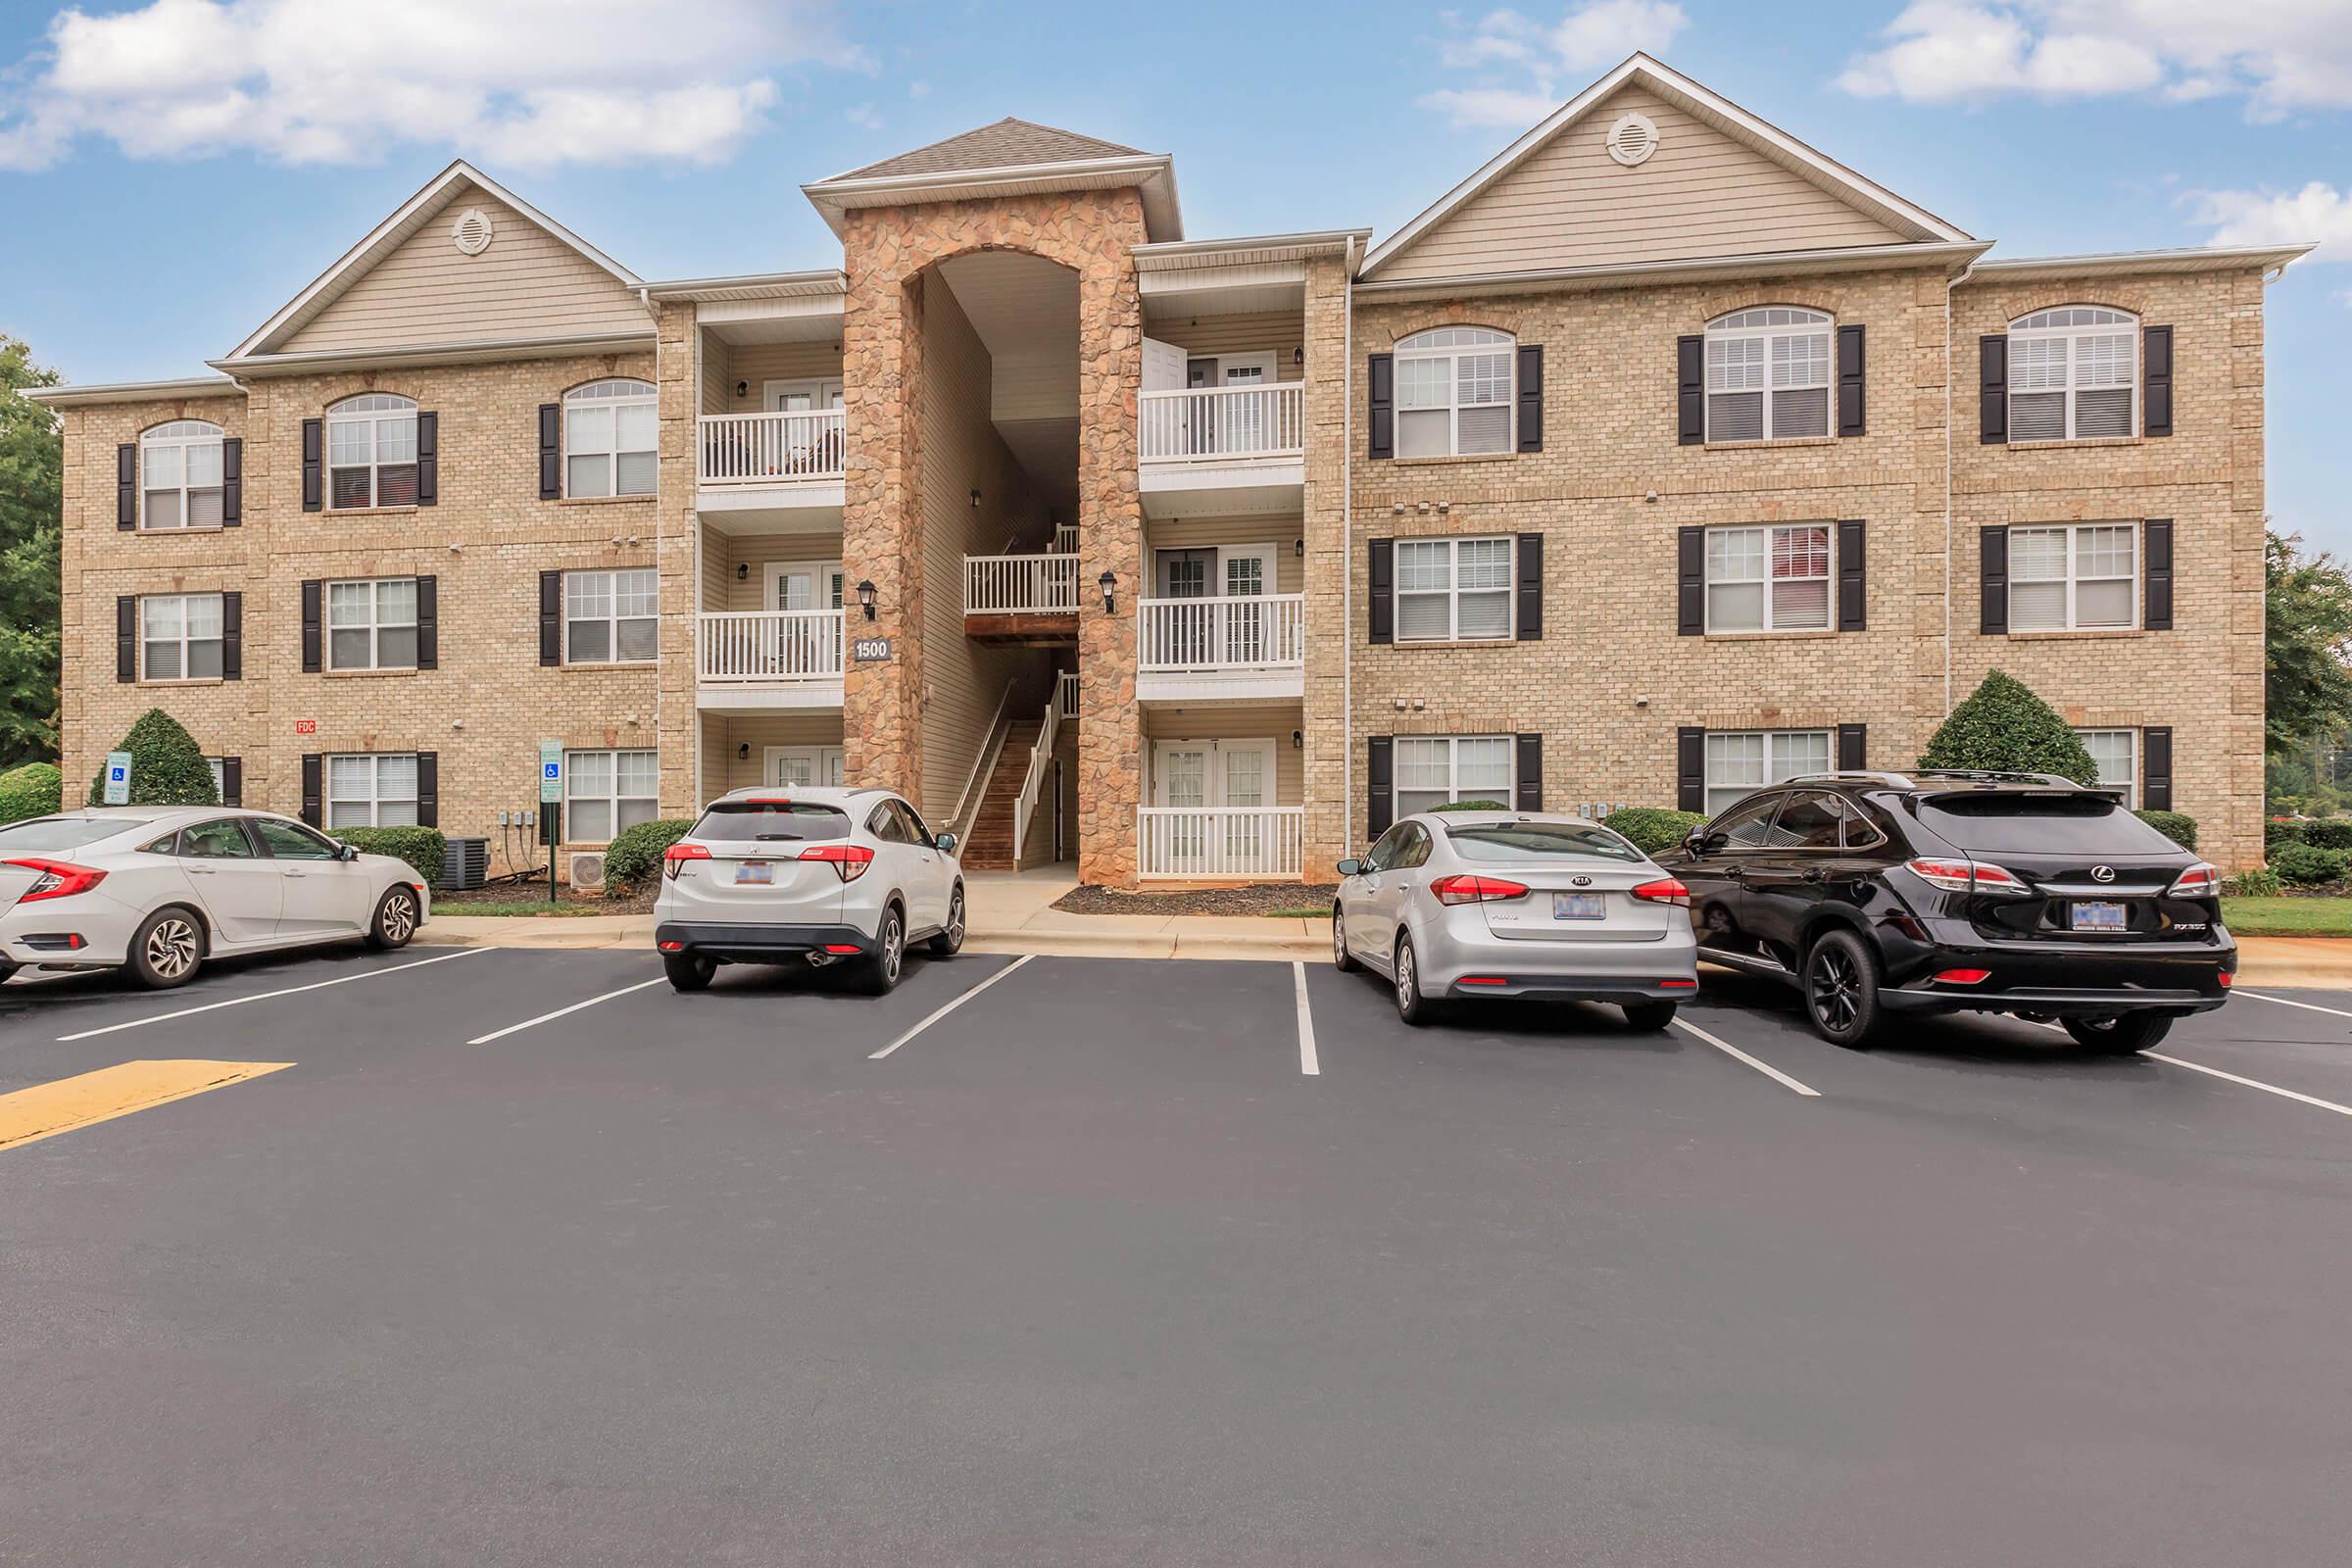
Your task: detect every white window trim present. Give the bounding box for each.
[1393,734,1516,816]
[325,753,418,829]
[1702,728,1834,816]
[2075,727,2140,806]
[1703,307,1833,444]
[1394,535,1516,643]
[1702,523,1835,634]
[2007,307,2139,442]
[324,394,418,511]
[762,745,845,788]
[761,560,846,612]
[563,567,660,665]
[562,378,658,499]
[1149,737,1281,808]
[762,378,845,413]
[325,577,418,671]
[563,748,659,845]
[139,420,226,531]
[139,592,223,682]
[1394,326,1515,458]
[2007,521,2139,633]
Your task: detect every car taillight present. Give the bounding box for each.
[1932,968,1991,985]
[1905,857,2024,894]
[6,857,106,904]
[800,843,876,882]
[662,842,710,880]
[1428,873,1530,906]
[1630,877,1690,906]
[2168,861,2220,898]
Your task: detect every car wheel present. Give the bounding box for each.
[1622,1000,1678,1032]
[1332,908,1359,972]
[2062,1011,2174,1054]
[365,885,419,951]
[1394,933,1439,1026]
[1802,929,1881,1049]
[662,952,715,993]
[128,906,204,990]
[857,906,905,997]
[928,887,966,956]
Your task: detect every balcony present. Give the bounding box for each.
[1138,807,1304,880]
[1138,382,1305,518]
[963,550,1081,644]
[1136,593,1304,702]
[695,610,844,711]
[695,411,845,528]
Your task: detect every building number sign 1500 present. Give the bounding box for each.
[852,636,893,662]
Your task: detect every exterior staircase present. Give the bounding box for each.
[959,717,1044,869]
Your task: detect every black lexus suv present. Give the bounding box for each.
[1659,769,2234,1053]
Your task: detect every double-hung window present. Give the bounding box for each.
[1705,308,1831,442]
[140,593,223,680]
[564,749,658,843]
[1395,536,1513,641]
[564,379,658,498]
[326,754,417,828]
[326,394,419,509]
[1704,524,1831,631]
[564,568,659,663]
[2009,523,2136,631]
[1394,327,1513,457]
[2008,308,2136,441]
[326,578,418,670]
[2076,728,2137,804]
[140,420,225,528]
[1395,735,1514,816]
[1703,729,1831,815]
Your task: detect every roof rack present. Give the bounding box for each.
[1783,770,1916,789]
[1908,768,2083,789]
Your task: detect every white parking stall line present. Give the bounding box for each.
[466,977,667,1045]
[869,955,1035,1061]
[1293,961,1320,1077]
[2233,989,2352,1022]
[1672,1017,1822,1098]
[57,947,496,1042]
[2145,1053,2352,1119]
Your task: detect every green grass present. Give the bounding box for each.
[1263,905,1335,919]
[2221,896,2352,937]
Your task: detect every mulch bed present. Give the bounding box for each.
[1053,883,1338,917]
[435,880,657,914]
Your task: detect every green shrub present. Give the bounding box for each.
[1603,807,1708,857]
[0,761,62,824]
[331,826,448,886]
[85,709,219,808]
[2224,867,2282,897]
[604,817,694,888]
[2299,817,2352,851]
[1915,671,2099,785]
[1428,799,1511,813]
[2270,842,2346,887]
[2134,809,2198,852]
[2266,818,2309,849]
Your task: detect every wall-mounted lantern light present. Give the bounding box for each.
[969,487,983,510]
[737,742,751,760]
[734,380,749,399]
[1098,569,1117,614]
[1292,346,1304,367]
[856,579,878,620]
[1293,537,1304,558]
[1292,729,1303,749]
[735,563,749,581]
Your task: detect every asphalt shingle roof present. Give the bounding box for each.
[830,118,1144,181]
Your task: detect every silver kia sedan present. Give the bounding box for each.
[1333,811,1699,1027]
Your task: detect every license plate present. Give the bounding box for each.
[1552,893,1606,920]
[2072,900,2127,932]
[734,862,773,885]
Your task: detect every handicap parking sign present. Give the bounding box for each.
[104,751,132,806]
[539,741,564,804]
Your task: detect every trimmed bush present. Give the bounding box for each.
[1428,799,1511,813]
[1603,807,1707,857]
[2270,842,2346,888]
[332,826,448,887]
[2133,809,2198,852]
[2224,867,2282,898]
[1915,671,2099,785]
[2266,818,2309,849]
[2299,817,2352,851]
[0,760,62,824]
[604,817,694,889]
[85,709,219,807]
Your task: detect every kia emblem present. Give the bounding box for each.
[2091,864,2116,883]
[1571,874,1592,887]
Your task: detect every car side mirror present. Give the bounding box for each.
[1336,858,1361,877]
[338,843,361,861]
[1682,830,1711,855]
[933,831,957,855]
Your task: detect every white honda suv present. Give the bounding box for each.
[653,785,965,994]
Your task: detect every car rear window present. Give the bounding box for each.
[1443,822,1642,863]
[0,816,147,852]
[1917,795,2180,856]
[690,801,853,843]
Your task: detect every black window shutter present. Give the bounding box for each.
[2141,728,2173,811]
[1837,723,1867,772]
[415,752,439,828]
[220,592,242,680]
[1837,324,1866,437]
[117,596,137,682]
[1980,525,2009,635]
[301,754,323,826]
[415,574,438,668]
[1515,734,1543,811]
[1677,525,1705,635]
[1367,539,1394,645]
[1677,727,1706,813]
[1367,354,1394,461]
[301,417,323,511]
[1837,519,1867,632]
[117,443,137,528]
[539,404,563,498]
[1677,335,1704,444]
[1367,736,1394,838]
[1515,345,1543,453]
[220,757,242,808]
[220,436,242,525]
[1515,532,1543,640]
[301,579,323,672]
[2143,325,2174,438]
[415,412,438,506]
[2143,518,2174,631]
[539,570,564,665]
[1979,335,2007,444]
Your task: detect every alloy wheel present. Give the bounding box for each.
[946,894,965,948]
[1333,913,1348,966]
[1396,942,1417,1014]
[881,915,903,985]
[382,892,416,943]
[1808,945,1860,1033]
[146,917,199,981]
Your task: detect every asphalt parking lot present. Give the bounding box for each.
[4,944,2351,1567]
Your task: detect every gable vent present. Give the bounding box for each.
[1606,113,1659,168]
[451,207,494,256]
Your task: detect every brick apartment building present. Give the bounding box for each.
[33,55,2305,885]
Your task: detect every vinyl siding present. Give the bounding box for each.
[1148,316,1304,382]
[1144,514,1305,594]
[721,344,846,413]
[704,712,847,797]
[704,530,848,612]
[1141,703,1304,806]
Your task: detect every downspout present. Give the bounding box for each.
[1943,255,1980,717]
[1342,237,1358,851]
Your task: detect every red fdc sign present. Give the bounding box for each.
[293,719,317,735]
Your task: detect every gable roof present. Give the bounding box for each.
[833,118,1144,181]
[1361,54,1973,280]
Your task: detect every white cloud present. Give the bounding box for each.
[1420,85,1566,128]
[1837,1,2352,119]
[1550,0,1687,71]
[1422,1,1687,130]
[2188,181,2352,263]
[0,0,871,171]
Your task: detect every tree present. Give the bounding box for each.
[86,709,219,808]
[2264,530,2352,760]
[0,333,62,767]
[1917,670,2099,784]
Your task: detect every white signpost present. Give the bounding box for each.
[103,751,132,806]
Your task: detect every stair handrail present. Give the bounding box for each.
[1010,670,1081,864]
[944,676,1020,841]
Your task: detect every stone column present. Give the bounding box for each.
[841,229,928,796]
[1298,255,1353,874]
[654,299,702,815]
[1073,198,1147,889]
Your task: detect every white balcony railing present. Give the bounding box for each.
[1139,382,1304,465]
[965,552,1081,615]
[698,410,846,486]
[696,610,844,682]
[1138,593,1304,672]
[1057,668,1081,718]
[1139,807,1305,879]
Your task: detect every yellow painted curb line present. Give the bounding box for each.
[0,1060,293,1153]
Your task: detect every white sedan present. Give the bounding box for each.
[0,808,430,989]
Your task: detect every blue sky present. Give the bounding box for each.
[4,0,2349,546]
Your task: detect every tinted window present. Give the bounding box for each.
[1919,795,2182,856]
[1397,825,1433,869]
[0,816,147,852]
[1446,822,1642,863]
[180,819,257,858]
[251,818,338,860]
[694,801,853,843]
[1364,825,1407,872]
[1765,793,1844,850]
[900,802,937,847]
[1708,795,1782,850]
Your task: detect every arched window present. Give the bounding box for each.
[1704,307,1831,442]
[2008,306,2136,441]
[1395,326,1514,457]
[140,419,225,529]
[564,378,657,498]
[325,393,418,509]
